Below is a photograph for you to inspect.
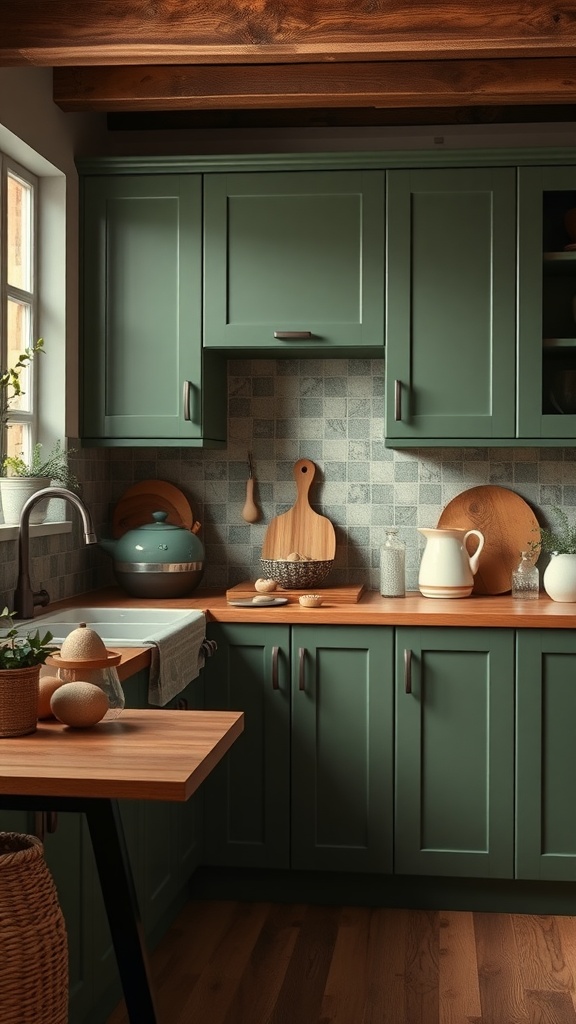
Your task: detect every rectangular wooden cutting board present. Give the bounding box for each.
[226,582,365,604]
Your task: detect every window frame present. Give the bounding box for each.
[1,152,39,465]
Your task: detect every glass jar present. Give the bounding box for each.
[380,528,406,597]
[511,550,539,600]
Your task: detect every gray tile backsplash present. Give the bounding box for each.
[2,356,576,610]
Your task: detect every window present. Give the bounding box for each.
[1,153,39,467]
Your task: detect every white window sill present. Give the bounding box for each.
[0,521,72,541]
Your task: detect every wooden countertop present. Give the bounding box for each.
[40,587,576,679]
[0,709,244,802]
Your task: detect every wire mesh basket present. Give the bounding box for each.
[260,558,333,590]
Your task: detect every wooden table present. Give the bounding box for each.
[0,709,244,1024]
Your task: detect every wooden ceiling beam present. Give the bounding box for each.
[53,58,576,112]
[3,0,576,66]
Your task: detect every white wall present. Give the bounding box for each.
[0,68,107,436]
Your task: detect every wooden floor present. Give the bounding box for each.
[108,901,576,1024]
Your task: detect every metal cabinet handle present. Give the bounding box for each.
[272,646,279,690]
[298,647,306,691]
[404,648,412,694]
[273,331,313,340]
[34,810,58,840]
[395,379,402,422]
[183,380,192,421]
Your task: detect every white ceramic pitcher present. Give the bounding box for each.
[418,527,485,598]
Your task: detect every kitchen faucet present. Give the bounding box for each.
[13,486,98,620]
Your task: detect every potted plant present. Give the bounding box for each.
[0,608,56,737]
[1,439,79,526]
[539,506,576,602]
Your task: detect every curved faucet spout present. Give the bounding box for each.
[14,487,97,620]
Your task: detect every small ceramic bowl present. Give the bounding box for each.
[299,594,323,608]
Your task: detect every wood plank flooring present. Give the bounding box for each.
[107,902,576,1024]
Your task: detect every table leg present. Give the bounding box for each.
[85,799,159,1024]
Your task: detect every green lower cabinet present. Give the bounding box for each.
[394,627,515,878]
[516,630,576,881]
[202,623,393,873]
[202,623,291,869]
[290,625,393,872]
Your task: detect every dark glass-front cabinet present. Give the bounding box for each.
[518,166,576,439]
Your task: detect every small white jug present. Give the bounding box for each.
[418,527,485,599]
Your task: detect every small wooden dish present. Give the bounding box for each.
[299,594,323,608]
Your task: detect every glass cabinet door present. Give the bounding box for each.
[518,167,576,439]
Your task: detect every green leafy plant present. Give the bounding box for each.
[0,338,44,430]
[540,506,576,555]
[0,608,56,668]
[3,439,79,490]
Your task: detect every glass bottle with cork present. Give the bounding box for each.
[380,527,406,597]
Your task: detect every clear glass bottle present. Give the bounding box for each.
[380,528,406,597]
[511,550,539,600]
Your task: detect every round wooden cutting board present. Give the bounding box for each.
[112,480,194,538]
[437,485,541,595]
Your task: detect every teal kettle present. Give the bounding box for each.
[99,511,204,598]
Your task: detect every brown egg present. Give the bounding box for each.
[38,674,63,719]
[50,681,109,728]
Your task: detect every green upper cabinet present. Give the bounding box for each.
[385,167,517,446]
[80,174,226,447]
[517,166,576,440]
[395,627,515,878]
[516,630,576,882]
[203,170,385,353]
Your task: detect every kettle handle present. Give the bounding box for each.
[464,529,485,576]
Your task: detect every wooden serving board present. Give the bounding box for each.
[112,479,194,538]
[226,582,365,604]
[437,485,541,595]
[261,459,336,561]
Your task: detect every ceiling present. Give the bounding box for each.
[3,1,576,129]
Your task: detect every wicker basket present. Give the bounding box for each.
[0,665,41,738]
[260,558,333,590]
[0,832,68,1024]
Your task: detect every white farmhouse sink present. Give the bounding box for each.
[12,606,205,647]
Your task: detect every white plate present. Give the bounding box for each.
[227,597,289,607]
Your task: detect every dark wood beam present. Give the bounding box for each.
[54,58,576,112]
[2,0,576,66]
[107,106,576,131]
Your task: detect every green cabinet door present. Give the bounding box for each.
[202,623,291,869]
[203,171,384,352]
[517,166,576,440]
[395,627,514,878]
[81,174,226,447]
[291,625,393,873]
[385,168,516,446]
[516,630,576,881]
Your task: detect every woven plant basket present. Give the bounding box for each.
[0,832,68,1024]
[0,665,41,738]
